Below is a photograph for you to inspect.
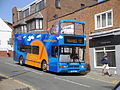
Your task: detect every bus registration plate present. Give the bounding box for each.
[71,71,77,72]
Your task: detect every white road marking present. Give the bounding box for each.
[54,77,91,88]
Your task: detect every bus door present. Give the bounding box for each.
[49,46,59,72]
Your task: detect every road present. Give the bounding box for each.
[0,57,115,90]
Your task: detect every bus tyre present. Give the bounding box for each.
[19,56,24,66]
[42,61,47,72]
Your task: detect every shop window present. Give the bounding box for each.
[95,46,116,67]
[95,10,113,30]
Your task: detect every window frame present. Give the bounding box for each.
[24,8,29,17]
[81,4,85,8]
[27,19,43,31]
[94,46,116,68]
[30,3,36,14]
[18,45,39,55]
[18,11,24,20]
[36,0,45,11]
[95,9,113,30]
[51,46,59,58]
[55,0,61,8]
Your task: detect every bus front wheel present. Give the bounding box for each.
[19,56,24,65]
[41,61,47,72]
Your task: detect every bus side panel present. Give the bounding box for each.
[44,35,59,72]
[48,57,58,72]
[13,34,27,63]
[26,39,48,68]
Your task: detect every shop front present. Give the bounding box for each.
[89,29,120,75]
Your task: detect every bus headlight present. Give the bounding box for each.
[59,66,67,68]
[81,66,84,68]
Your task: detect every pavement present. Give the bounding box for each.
[0,73,33,90]
[84,71,120,85]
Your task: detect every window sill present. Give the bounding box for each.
[95,25,113,30]
[94,66,116,69]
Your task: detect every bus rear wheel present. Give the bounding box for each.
[19,56,24,65]
[41,61,47,72]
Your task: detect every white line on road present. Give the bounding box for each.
[54,77,91,88]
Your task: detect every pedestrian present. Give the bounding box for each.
[101,52,112,77]
[7,49,10,57]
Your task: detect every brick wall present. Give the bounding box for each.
[0,51,13,57]
[12,0,97,26]
[46,0,96,20]
[12,7,18,24]
[48,0,120,67]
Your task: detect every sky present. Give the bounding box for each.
[0,0,35,23]
[0,0,103,23]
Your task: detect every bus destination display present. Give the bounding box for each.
[64,36,84,44]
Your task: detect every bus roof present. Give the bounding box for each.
[59,20,85,24]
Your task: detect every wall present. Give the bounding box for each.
[12,0,97,28]
[48,0,120,68]
[88,0,120,33]
[0,18,13,57]
[12,7,18,24]
[0,32,12,50]
[115,45,120,75]
[46,0,96,20]
[89,48,95,70]
[0,32,13,57]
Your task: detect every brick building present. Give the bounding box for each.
[48,0,120,75]
[12,0,96,34]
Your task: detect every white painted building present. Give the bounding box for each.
[0,18,13,56]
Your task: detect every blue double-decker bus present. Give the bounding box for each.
[14,20,87,73]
